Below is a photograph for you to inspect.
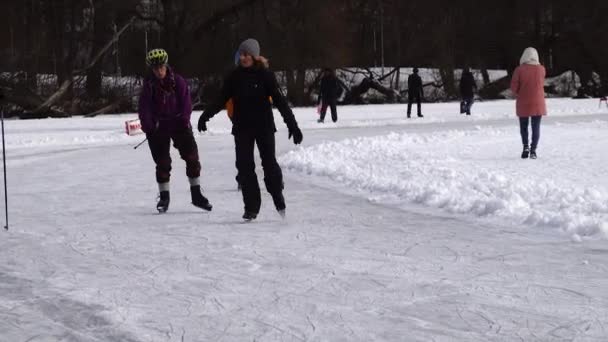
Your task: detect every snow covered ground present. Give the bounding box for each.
[281,121,608,240]
[1,98,608,341]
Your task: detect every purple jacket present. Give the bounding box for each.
[138,68,192,134]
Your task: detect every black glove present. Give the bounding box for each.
[197,114,208,132]
[288,126,303,145]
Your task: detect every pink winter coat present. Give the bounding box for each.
[511,64,547,117]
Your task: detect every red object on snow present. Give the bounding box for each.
[600,96,608,108]
[125,119,144,136]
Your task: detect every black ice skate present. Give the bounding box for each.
[157,191,170,213]
[191,186,212,211]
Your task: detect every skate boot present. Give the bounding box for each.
[191,186,212,211]
[272,192,286,218]
[157,191,170,213]
[242,211,258,221]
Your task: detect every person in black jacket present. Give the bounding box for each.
[198,39,303,221]
[318,68,341,123]
[459,67,477,115]
[407,68,424,118]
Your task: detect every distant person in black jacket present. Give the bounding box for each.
[318,68,341,123]
[198,39,303,221]
[459,67,477,115]
[407,68,424,118]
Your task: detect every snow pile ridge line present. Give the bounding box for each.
[280,130,608,240]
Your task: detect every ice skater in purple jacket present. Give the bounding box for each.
[138,48,212,213]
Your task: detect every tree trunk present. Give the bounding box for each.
[285,70,296,104]
[394,68,401,91]
[294,68,306,106]
[599,70,608,97]
[86,2,109,99]
[284,69,307,106]
[86,64,103,99]
[24,0,38,90]
[478,76,511,99]
[439,66,457,99]
[344,77,398,104]
[481,68,491,86]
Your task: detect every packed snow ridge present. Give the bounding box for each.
[280,122,608,240]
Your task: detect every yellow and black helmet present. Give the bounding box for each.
[146,48,169,67]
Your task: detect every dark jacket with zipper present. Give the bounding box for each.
[201,65,299,135]
[320,74,341,101]
[460,71,477,98]
[408,73,423,97]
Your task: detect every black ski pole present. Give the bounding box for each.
[1,104,8,230]
[133,137,148,150]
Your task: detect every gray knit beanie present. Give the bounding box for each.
[238,39,260,58]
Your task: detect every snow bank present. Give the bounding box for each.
[280,123,608,240]
[4,98,606,149]
[4,116,137,150]
[4,98,606,154]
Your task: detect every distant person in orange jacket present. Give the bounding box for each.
[511,47,547,159]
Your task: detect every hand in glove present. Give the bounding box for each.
[288,126,303,145]
[197,115,208,132]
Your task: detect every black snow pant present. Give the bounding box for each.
[234,129,284,214]
[147,128,201,184]
[519,116,542,151]
[461,96,474,115]
[235,165,241,189]
[320,99,338,122]
[407,94,422,116]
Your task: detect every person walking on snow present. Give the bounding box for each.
[318,68,341,123]
[407,67,424,118]
[197,39,303,221]
[459,67,477,115]
[510,47,547,159]
[138,48,212,213]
